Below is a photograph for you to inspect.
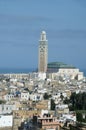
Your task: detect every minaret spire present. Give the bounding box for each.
[40,31,46,41]
[38,31,48,72]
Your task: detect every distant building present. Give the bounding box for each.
[38,31,48,72]
[47,62,76,73]
[47,62,83,80]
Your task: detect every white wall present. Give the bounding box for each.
[21,91,29,100]
[30,93,43,101]
[0,115,13,127]
[38,72,46,80]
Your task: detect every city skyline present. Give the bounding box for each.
[0,0,86,70]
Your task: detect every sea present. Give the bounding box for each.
[0,68,36,74]
[81,69,86,77]
[0,68,86,77]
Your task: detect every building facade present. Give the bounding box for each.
[47,62,83,80]
[0,115,13,127]
[0,104,16,114]
[38,31,48,72]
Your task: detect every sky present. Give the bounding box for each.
[0,0,86,70]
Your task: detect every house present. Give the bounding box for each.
[55,104,69,117]
[0,104,16,114]
[4,93,15,101]
[33,110,63,130]
[35,100,51,110]
[0,115,13,127]
[29,93,43,101]
[20,91,29,101]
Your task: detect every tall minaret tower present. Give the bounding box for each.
[38,31,48,72]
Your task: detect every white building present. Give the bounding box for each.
[21,91,29,101]
[47,62,84,80]
[29,93,43,101]
[38,72,46,80]
[0,104,16,114]
[62,114,76,122]
[0,115,13,127]
[37,88,47,94]
[55,104,69,115]
[4,93,15,101]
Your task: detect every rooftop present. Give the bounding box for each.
[47,62,76,69]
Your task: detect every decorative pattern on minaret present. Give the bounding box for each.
[38,31,48,72]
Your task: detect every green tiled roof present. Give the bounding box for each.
[48,62,76,69]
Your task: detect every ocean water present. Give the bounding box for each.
[80,69,86,77]
[0,68,36,74]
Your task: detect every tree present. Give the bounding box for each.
[64,92,86,111]
[76,111,86,123]
[60,93,64,100]
[0,100,6,104]
[63,97,70,104]
[51,99,55,110]
[43,93,51,100]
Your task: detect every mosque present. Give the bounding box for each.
[38,31,83,80]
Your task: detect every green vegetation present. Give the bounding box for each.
[0,100,6,104]
[43,93,51,100]
[76,110,86,123]
[64,92,86,111]
[51,99,55,110]
[64,92,86,123]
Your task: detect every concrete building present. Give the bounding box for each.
[38,31,48,72]
[0,104,16,114]
[47,62,76,73]
[20,91,29,101]
[35,100,51,110]
[47,62,84,80]
[33,111,63,130]
[29,93,43,101]
[0,115,13,127]
[4,93,15,101]
[55,104,69,116]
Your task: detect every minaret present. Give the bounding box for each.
[38,31,48,72]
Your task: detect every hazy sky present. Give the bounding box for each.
[0,0,86,70]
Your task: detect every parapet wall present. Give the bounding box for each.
[0,127,12,130]
[13,110,41,119]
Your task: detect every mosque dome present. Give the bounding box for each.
[47,62,76,72]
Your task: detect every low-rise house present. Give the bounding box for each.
[9,85,17,93]
[20,91,29,101]
[33,110,63,130]
[52,92,67,104]
[4,93,15,101]
[29,93,43,101]
[59,113,76,127]
[29,72,46,80]
[0,104,16,114]
[55,104,69,117]
[37,88,47,94]
[35,100,51,110]
[0,89,7,100]
[62,114,76,122]
[0,115,13,127]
